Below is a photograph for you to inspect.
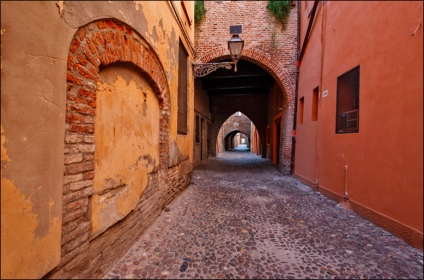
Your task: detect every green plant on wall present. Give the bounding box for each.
[195,0,206,23]
[267,0,292,29]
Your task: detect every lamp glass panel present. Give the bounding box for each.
[228,41,244,60]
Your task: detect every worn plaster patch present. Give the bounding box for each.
[56,1,64,15]
[92,73,159,236]
[91,194,108,235]
[166,27,178,82]
[133,1,142,11]
[1,177,61,279]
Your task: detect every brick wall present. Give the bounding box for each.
[195,1,298,174]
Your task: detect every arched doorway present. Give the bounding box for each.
[194,54,295,174]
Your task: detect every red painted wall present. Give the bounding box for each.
[251,123,261,156]
[295,1,423,248]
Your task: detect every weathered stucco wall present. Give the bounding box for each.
[1,1,195,278]
[1,2,72,278]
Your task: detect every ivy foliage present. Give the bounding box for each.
[267,0,292,28]
[195,0,206,23]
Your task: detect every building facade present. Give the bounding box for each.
[1,1,195,278]
[294,1,423,249]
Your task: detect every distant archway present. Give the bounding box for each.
[224,131,250,151]
[216,111,255,154]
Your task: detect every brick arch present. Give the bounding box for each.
[65,18,170,170]
[218,110,257,128]
[200,47,295,174]
[217,110,258,143]
[196,47,295,107]
[224,130,251,144]
[224,130,250,150]
[61,18,171,268]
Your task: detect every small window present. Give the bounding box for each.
[311,86,319,121]
[299,97,304,125]
[195,115,200,143]
[178,40,188,135]
[336,66,360,133]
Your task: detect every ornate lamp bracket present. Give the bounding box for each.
[192,61,236,78]
[193,25,243,78]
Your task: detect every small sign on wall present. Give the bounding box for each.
[322,90,328,98]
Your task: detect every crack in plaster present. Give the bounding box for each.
[119,9,131,25]
[59,2,92,30]
[23,52,64,61]
[40,95,60,108]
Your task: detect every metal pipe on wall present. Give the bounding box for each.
[344,165,349,199]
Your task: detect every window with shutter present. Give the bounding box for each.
[178,40,188,134]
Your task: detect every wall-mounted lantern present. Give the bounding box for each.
[193,25,244,78]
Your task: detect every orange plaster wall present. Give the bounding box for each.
[294,2,322,183]
[296,1,423,240]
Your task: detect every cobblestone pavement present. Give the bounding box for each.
[104,150,423,279]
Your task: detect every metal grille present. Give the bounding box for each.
[336,66,360,133]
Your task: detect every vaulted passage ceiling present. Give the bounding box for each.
[201,60,274,96]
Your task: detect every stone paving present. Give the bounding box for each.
[104,150,423,279]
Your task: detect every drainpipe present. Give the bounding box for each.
[291,0,301,174]
[316,1,323,190]
[344,165,349,199]
[293,0,300,132]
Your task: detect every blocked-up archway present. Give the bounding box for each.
[198,48,295,174]
[59,18,171,276]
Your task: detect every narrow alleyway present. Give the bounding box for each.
[104,151,423,279]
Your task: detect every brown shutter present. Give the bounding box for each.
[178,41,188,134]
